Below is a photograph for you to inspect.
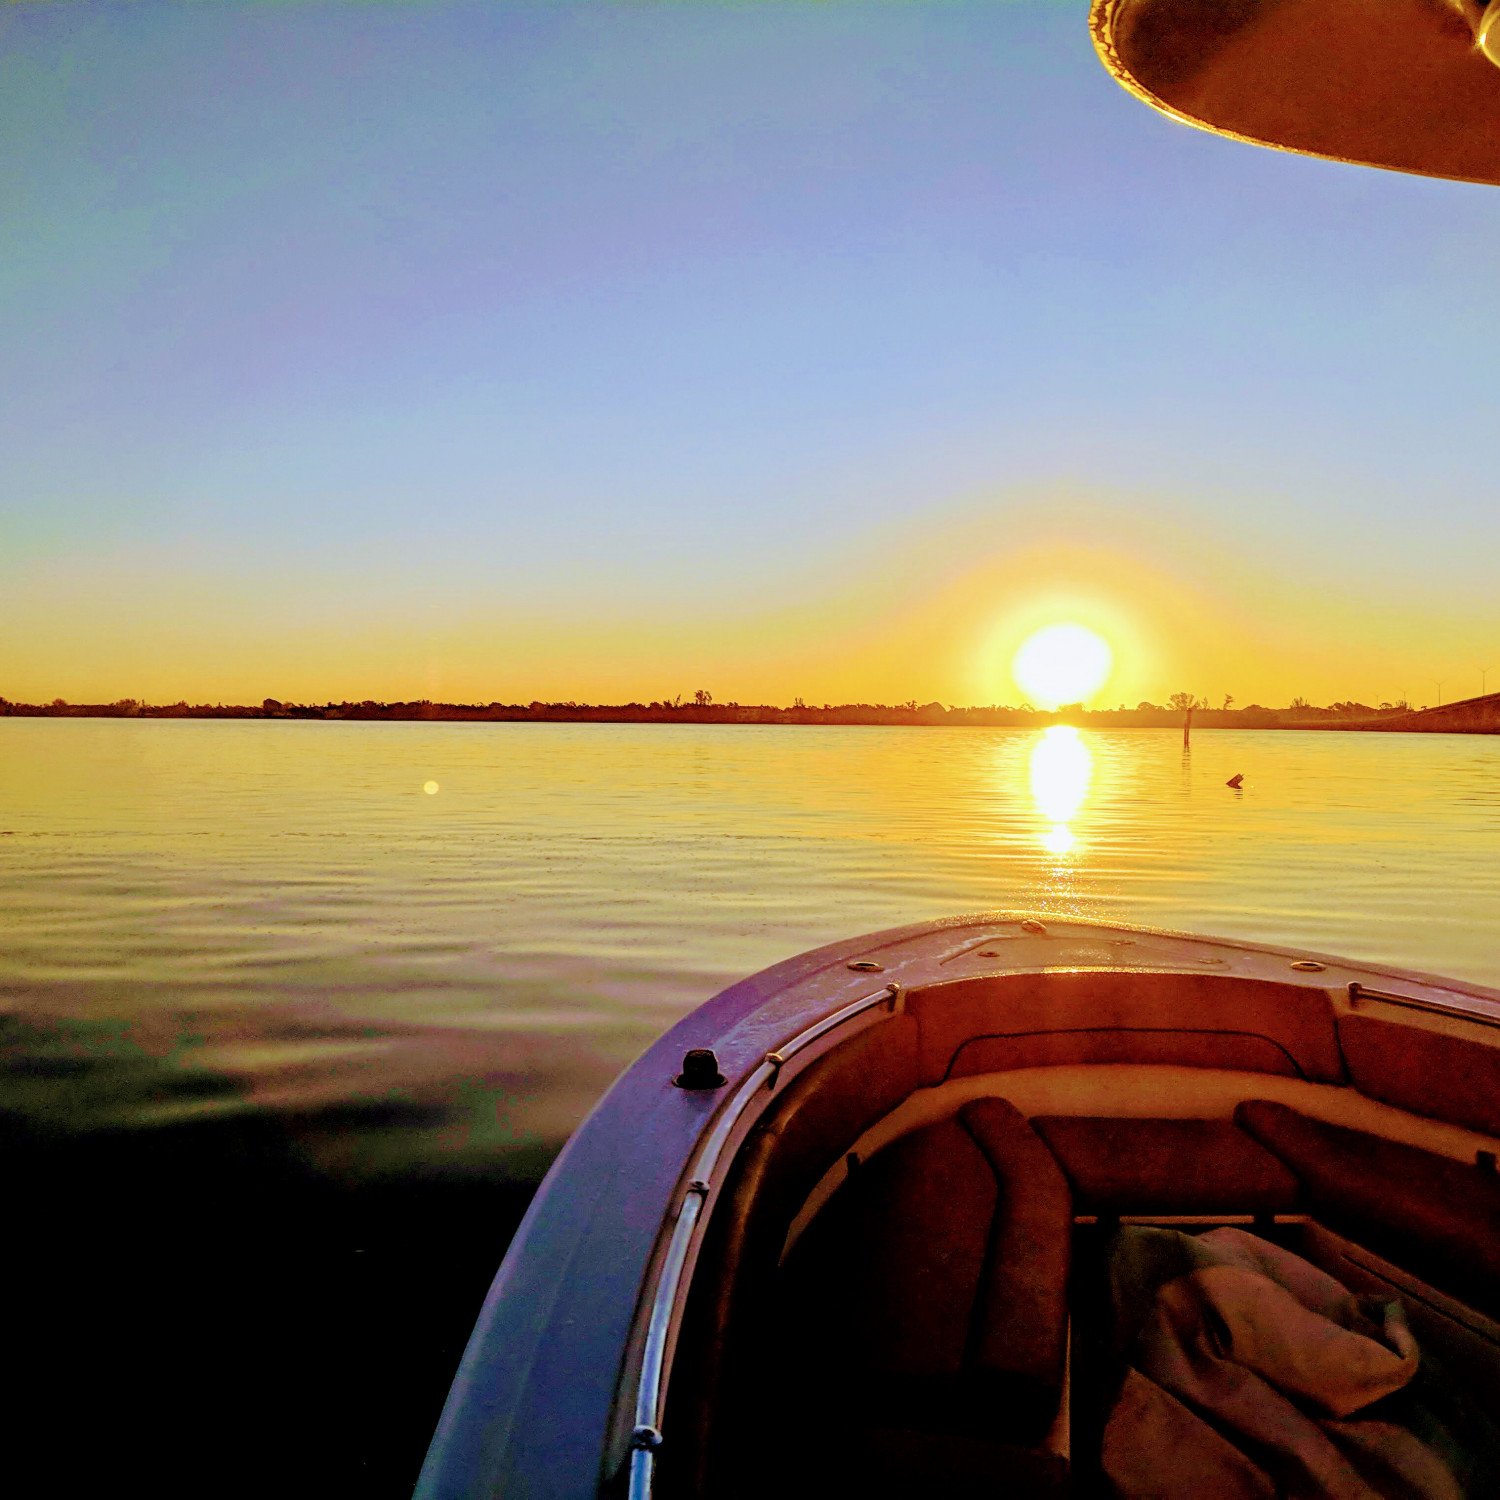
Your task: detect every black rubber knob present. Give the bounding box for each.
[674,1048,726,1089]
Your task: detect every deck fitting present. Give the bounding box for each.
[674,1048,726,1089]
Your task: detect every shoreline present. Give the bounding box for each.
[3,695,1499,733]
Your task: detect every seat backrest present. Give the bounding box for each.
[776,1098,1072,1452]
[906,972,1346,1084]
[1032,1115,1299,1215]
[1337,1013,1500,1138]
[1236,1099,1500,1316]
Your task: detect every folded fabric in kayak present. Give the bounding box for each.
[1103,1226,1499,1500]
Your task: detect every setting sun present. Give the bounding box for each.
[1011,623,1114,708]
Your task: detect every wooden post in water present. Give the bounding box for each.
[1183,703,1193,748]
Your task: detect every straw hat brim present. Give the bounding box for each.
[1090,0,1500,186]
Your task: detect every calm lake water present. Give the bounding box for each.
[4,718,1499,1171]
[3,718,1498,1496]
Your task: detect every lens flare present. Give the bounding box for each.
[1011,623,1113,708]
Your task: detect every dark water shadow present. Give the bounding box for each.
[0,1018,556,1499]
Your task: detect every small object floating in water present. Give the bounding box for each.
[1226,774,1244,789]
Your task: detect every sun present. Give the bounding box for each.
[1011,623,1113,708]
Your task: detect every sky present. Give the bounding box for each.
[3,0,1498,711]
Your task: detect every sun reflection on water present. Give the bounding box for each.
[1029,725,1092,856]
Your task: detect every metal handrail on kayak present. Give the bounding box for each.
[1348,981,1500,1031]
[626,981,903,1499]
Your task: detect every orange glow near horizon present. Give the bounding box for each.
[3,497,1493,712]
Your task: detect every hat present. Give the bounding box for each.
[1091,0,1500,186]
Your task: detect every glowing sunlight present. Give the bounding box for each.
[1029,725,1092,856]
[1011,623,1113,708]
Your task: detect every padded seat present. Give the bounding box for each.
[1031,1116,1300,1215]
[1236,1099,1500,1315]
[778,1097,1072,1451]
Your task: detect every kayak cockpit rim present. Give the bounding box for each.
[622,979,905,1499]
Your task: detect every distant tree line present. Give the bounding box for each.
[0,693,1436,727]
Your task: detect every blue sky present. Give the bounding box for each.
[3,1,1498,707]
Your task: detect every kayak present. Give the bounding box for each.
[415,915,1500,1498]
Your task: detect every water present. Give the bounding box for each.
[2,718,1498,1494]
[4,719,1499,1157]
